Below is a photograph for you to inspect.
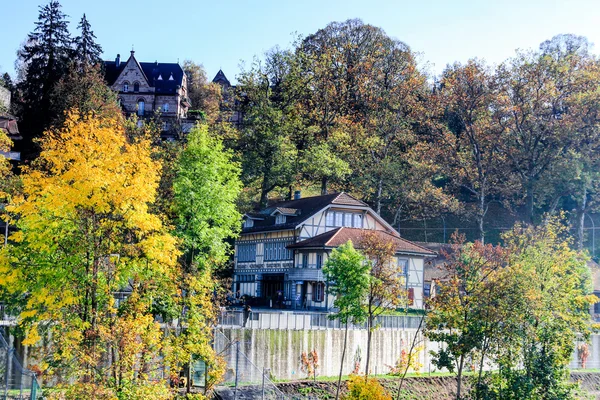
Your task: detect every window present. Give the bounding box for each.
[344,213,352,227]
[264,241,293,261]
[302,254,308,268]
[353,214,363,228]
[275,214,286,224]
[237,243,256,262]
[244,219,254,228]
[326,211,335,227]
[137,100,145,116]
[316,253,323,269]
[162,103,169,112]
[123,82,129,92]
[237,274,255,283]
[313,283,325,302]
[133,82,140,92]
[398,258,409,275]
[335,212,343,227]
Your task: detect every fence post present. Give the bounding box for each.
[4,347,12,400]
[233,341,240,400]
[261,367,266,400]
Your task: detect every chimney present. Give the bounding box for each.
[115,54,120,68]
[294,190,301,200]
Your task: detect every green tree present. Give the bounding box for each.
[73,13,103,68]
[170,123,242,391]
[182,60,222,124]
[16,0,72,158]
[236,51,300,207]
[323,241,369,400]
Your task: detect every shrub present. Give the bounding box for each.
[344,375,391,400]
[47,383,117,400]
[117,381,173,400]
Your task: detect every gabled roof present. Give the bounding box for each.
[271,207,299,216]
[241,192,368,234]
[104,54,185,94]
[287,227,437,257]
[213,69,231,86]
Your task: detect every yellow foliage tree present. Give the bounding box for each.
[2,112,180,391]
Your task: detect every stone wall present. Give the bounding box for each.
[0,87,10,110]
[218,327,443,381]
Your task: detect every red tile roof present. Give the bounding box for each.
[288,227,436,256]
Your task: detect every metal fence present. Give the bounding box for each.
[0,333,40,400]
[218,310,423,330]
[214,329,287,399]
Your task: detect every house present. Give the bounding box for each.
[211,69,242,127]
[104,51,191,136]
[233,192,436,310]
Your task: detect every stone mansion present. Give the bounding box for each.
[233,192,436,310]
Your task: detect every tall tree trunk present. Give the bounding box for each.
[336,322,349,400]
[578,187,588,251]
[259,183,270,209]
[321,177,328,195]
[365,315,373,381]
[456,355,465,400]
[525,182,535,225]
[478,189,485,244]
[376,178,383,215]
[396,316,424,399]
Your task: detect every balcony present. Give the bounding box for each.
[287,268,324,282]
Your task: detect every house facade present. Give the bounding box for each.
[104,51,191,136]
[233,192,436,310]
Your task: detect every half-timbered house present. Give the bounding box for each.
[233,192,436,310]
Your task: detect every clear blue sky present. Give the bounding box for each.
[2,0,600,83]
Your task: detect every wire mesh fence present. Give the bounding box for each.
[0,332,40,400]
[214,329,287,399]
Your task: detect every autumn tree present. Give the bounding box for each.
[476,219,597,399]
[358,231,406,379]
[16,1,72,158]
[323,241,369,399]
[1,112,180,395]
[425,235,507,400]
[426,60,516,242]
[170,123,242,391]
[183,60,222,124]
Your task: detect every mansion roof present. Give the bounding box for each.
[104,57,185,95]
[242,192,368,233]
[288,227,436,256]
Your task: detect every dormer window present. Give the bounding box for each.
[157,74,163,80]
[169,72,174,81]
[133,82,140,92]
[275,214,286,224]
[123,82,129,92]
[244,219,254,228]
[162,103,169,112]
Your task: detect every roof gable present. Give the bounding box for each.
[104,52,185,92]
[241,192,367,233]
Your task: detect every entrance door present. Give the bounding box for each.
[262,274,284,304]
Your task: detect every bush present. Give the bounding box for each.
[344,375,392,400]
[117,381,173,400]
[46,383,117,400]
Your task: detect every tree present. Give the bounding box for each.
[50,63,120,128]
[16,0,72,158]
[182,60,222,124]
[323,241,370,400]
[73,13,103,68]
[236,51,300,207]
[485,219,597,400]
[426,60,516,242]
[170,123,242,391]
[1,112,180,393]
[425,235,507,400]
[358,231,406,379]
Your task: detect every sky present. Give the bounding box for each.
[2,0,600,83]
